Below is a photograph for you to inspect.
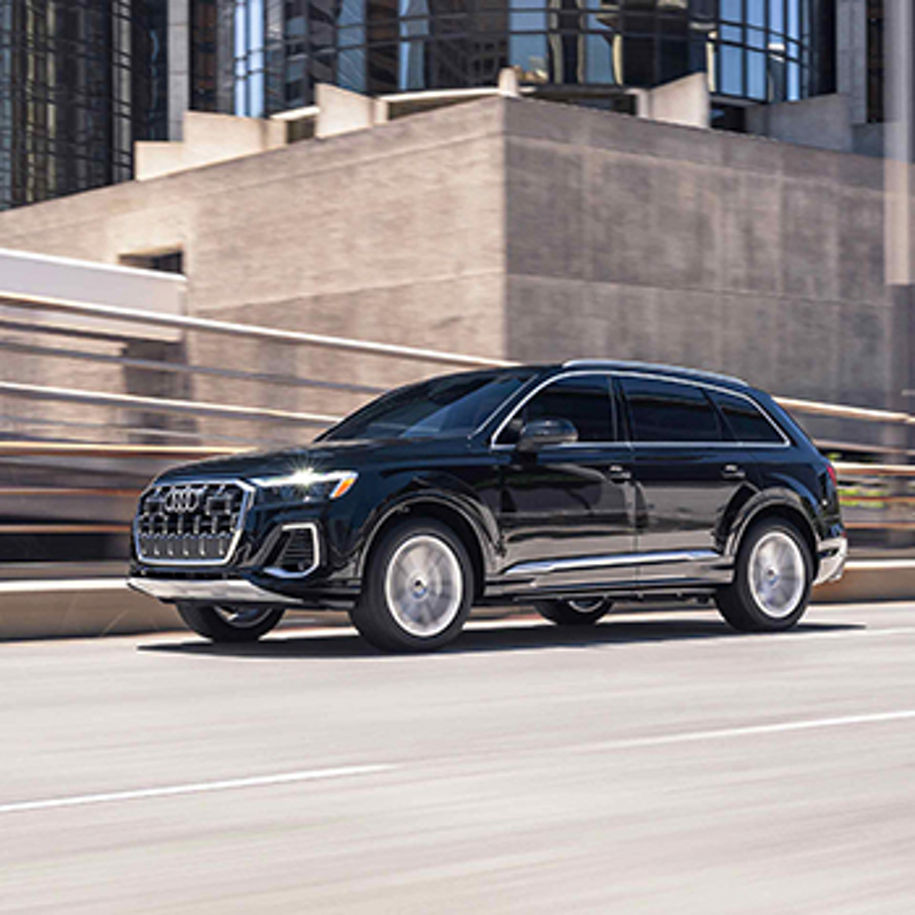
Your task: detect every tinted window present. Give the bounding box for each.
[498,374,613,444]
[322,368,537,441]
[710,390,784,443]
[620,377,722,442]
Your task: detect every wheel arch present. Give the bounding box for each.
[357,496,491,600]
[726,498,819,578]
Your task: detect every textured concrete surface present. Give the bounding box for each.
[0,558,912,640]
[0,98,508,446]
[746,93,853,153]
[0,579,181,640]
[0,95,895,451]
[502,98,890,429]
[2,602,915,913]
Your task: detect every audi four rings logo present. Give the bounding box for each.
[164,486,206,513]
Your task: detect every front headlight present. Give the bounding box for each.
[250,469,358,502]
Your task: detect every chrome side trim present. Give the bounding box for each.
[127,576,302,604]
[263,522,321,579]
[133,479,254,567]
[489,369,789,450]
[612,370,790,448]
[504,549,720,578]
[490,370,614,449]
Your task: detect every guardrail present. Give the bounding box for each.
[2,286,915,442]
[1,287,913,561]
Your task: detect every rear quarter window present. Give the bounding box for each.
[709,390,784,444]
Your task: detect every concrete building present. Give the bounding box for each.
[0,93,903,455]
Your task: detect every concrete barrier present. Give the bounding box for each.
[0,559,912,640]
[0,579,181,640]
[812,560,915,604]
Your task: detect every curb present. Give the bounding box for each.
[0,560,913,640]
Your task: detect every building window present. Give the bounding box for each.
[191,0,220,112]
[120,250,185,274]
[866,0,884,123]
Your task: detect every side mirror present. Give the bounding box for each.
[517,418,578,453]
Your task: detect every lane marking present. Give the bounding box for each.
[0,764,396,815]
[0,578,127,595]
[578,709,915,754]
[844,560,915,571]
[3,713,914,815]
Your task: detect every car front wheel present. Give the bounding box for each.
[176,603,285,642]
[351,519,473,652]
[716,519,812,632]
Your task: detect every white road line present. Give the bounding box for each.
[0,764,396,815]
[579,709,915,754]
[0,578,127,594]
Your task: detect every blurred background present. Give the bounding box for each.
[0,0,913,587]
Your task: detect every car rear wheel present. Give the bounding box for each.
[716,519,812,632]
[534,597,611,626]
[176,603,285,642]
[350,519,473,652]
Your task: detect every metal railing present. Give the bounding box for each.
[1,289,914,559]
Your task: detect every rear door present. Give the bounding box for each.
[495,372,637,588]
[616,373,755,585]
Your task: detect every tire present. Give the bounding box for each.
[716,519,813,632]
[534,597,612,626]
[176,603,285,642]
[350,518,473,652]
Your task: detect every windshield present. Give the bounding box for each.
[320,368,538,442]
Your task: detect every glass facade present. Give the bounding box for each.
[191,0,221,111]
[0,0,166,211]
[218,0,833,114]
[866,0,883,123]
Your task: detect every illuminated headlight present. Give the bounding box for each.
[251,469,358,502]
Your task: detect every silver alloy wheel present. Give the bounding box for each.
[748,530,806,619]
[213,605,277,629]
[383,534,463,638]
[567,598,605,613]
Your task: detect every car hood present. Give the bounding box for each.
[155,436,470,484]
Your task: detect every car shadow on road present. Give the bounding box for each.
[138,616,864,660]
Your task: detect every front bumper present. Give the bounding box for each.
[127,576,303,605]
[814,535,848,586]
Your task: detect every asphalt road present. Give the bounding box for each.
[3,602,915,914]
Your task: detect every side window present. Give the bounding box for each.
[498,374,613,445]
[619,376,723,443]
[709,390,784,444]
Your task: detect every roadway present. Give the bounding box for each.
[2,602,915,913]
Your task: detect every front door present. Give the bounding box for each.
[495,372,637,589]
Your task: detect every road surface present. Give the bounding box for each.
[3,602,915,913]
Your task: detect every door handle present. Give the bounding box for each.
[721,463,746,480]
[608,464,632,482]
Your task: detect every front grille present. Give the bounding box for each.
[134,481,250,565]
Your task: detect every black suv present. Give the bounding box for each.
[129,361,846,651]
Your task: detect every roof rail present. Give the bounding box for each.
[561,359,747,386]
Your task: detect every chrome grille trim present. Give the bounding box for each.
[133,479,254,566]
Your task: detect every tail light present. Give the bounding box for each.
[826,463,838,487]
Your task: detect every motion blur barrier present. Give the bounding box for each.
[128,361,847,651]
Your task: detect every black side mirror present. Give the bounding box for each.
[517,418,579,453]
